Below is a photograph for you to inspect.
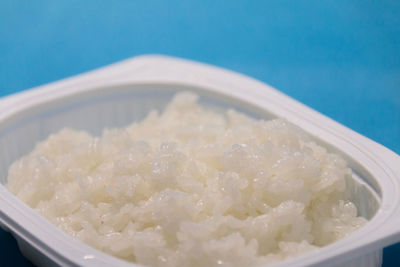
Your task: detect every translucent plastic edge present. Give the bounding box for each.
[0,55,400,267]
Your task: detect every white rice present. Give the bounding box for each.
[6,92,367,267]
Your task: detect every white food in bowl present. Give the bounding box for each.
[6,92,367,267]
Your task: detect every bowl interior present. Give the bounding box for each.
[0,84,380,219]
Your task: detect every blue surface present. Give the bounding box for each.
[0,1,399,266]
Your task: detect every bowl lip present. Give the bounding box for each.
[0,54,399,267]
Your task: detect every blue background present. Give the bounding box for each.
[0,1,399,266]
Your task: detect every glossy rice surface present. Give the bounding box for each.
[6,92,367,267]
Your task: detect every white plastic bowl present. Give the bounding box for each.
[0,55,399,267]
